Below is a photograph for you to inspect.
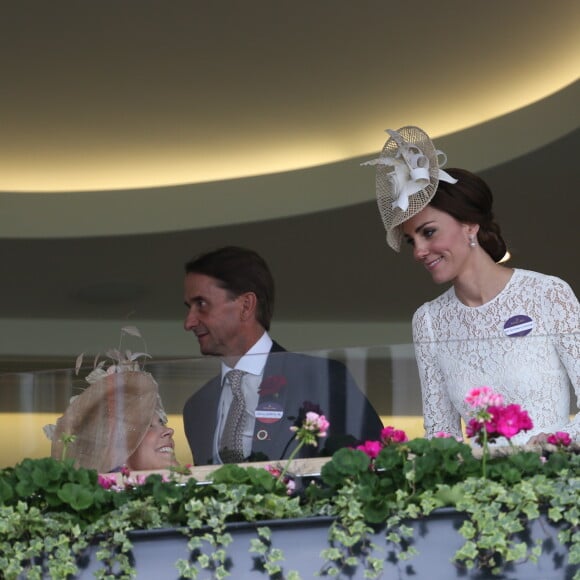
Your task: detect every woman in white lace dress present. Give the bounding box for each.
[364,126,579,444]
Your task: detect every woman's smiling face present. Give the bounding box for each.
[402,205,476,285]
[126,416,178,471]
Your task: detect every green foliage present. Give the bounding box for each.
[319,478,384,579]
[315,441,580,578]
[2,457,110,517]
[1,442,579,578]
[312,438,482,524]
[0,457,303,579]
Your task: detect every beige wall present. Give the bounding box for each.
[0,413,425,469]
[0,318,413,361]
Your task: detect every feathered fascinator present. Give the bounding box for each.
[362,126,457,251]
[45,326,166,473]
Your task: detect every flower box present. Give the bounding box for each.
[2,396,579,580]
[69,509,576,579]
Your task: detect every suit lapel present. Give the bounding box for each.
[250,344,296,460]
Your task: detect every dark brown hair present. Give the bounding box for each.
[185,246,275,330]
[431,168,507,262]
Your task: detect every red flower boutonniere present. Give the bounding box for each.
[259,375,288,397]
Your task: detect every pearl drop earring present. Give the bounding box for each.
[469,236,477,248]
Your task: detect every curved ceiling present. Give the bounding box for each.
[0,0,579,238]
[0,0,578,351]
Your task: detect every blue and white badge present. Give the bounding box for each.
[503,315,534,337]
[255,401,284,424]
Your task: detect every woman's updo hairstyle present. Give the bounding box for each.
[430,168,507,263]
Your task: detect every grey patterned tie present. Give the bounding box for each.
[220,370,247,463]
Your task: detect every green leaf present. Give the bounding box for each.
[321,448,370,484]
[57,483,94,511]
[0,478,14,503]
[433,483,464,506]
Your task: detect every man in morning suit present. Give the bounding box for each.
[182,246,383,465]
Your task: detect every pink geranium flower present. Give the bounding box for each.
[279,411,330,485]
[465,386,504,409]
[356,440,383,459]
[464,387,534,446]
[290,411,329,442]
[486,404,533,439]
[305,411,330,438]
[265,464,296,495]
[381,426,408,445]
[433,431,453,439]
[465,418,483,439]
[547,431,572,447]
[97,474,118,490]
[464,386,536,479]
[265,465,282,478]
[130,474,149,486]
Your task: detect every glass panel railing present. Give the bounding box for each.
[0,336,577,469]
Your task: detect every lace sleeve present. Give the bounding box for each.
[545,278,580,439]
[413,305,463,439]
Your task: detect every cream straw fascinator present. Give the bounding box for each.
[50,371,159,473]
[362,126,457,251]
[45,327,167,473]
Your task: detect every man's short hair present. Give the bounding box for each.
[185,246,275,330]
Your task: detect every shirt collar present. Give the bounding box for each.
[221,331,273,382]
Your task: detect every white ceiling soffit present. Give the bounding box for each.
[1,0,579,239]
[1,81,578,239]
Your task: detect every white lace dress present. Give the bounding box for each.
[413,269,580,444]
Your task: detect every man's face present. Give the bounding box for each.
[183,272,247,357]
